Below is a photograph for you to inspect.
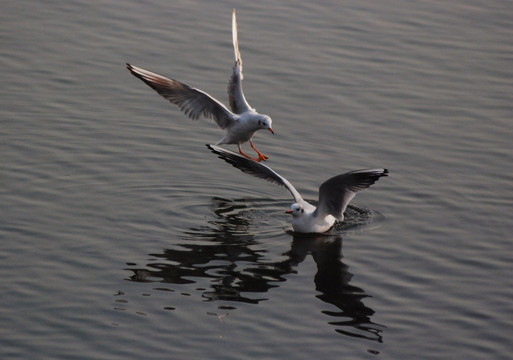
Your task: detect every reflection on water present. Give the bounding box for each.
[125,197,384,342]
[288,235,384,342]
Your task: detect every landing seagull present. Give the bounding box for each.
[207,144,388,233]
[126,10,274,162]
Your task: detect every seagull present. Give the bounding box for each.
[126,9,274,162]
[207,144,388,233]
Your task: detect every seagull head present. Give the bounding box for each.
[286,203,304,217]
[257,115,274,134]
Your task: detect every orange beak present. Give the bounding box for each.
[268,127,274,135]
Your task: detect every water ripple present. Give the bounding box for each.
[122,196,385,342]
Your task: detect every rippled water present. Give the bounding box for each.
[2,1,512,359]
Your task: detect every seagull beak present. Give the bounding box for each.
[268,127,274,135]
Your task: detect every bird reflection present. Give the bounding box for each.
[126,197,293,304]
[125,197,383,342]
[287,234,384,342]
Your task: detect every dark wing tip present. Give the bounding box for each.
[361,168,389,186]
[125,63,140,78]
[362,168,389,182]
[207,144,238,164]
[207,144,260,179]
[206,144,245,168]
[371,168,389,182]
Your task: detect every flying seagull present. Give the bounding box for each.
[207,144,388,233]
[126,9,273,162]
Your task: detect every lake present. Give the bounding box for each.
[1,1,512,359]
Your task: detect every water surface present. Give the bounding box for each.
[1,1,512,359]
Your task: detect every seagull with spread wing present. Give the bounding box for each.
[126,9,273,161]
[207,144,388,233]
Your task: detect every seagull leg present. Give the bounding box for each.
[250,140,269,161]
[238,144,262,162]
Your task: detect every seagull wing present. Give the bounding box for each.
[316,169,388,220]
[127,63,236,129]
[227,9,252,114]
[207,144,303,203]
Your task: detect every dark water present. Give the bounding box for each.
[2,1,512,359]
